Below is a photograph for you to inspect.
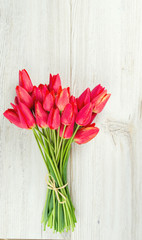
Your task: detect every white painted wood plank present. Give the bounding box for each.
[1,0,142,239]
[70,0,142,240]
[0,0,70,239]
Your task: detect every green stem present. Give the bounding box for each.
[56,125,66,161]
[35,131,75,229]
[53,130,57,155]
[35,127,54,151]
[32,128,49,172]
[60,139,65,176]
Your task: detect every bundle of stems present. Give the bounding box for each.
[32,125,79,232]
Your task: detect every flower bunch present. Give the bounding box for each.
[3,69,110,232]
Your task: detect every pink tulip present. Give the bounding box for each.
[16,86,33,109]
[74,123,99,144]
[16,102,36,129]
[32,85,49,103]
[60,116,75,139]
[38,84,49,101]
[47,107,60,129]
[43,91,55,112]
[70,96,78,116]
[3,108,22,128]
[76,88,90,110]
[19,69,33,93]
[87,113,97,125]
[32,86,42,103]
[93,93,111,113]
[91,85,111,113]
[56,88,70,111]
[49,74,61,94]
[14,96,19,104]
[91,84,105,100]
[35,101,48,128]
[61,103,74,125]
[75,103,93,126]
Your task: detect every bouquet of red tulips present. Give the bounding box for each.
[3,69,110,233]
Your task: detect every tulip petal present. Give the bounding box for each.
[91,84,104,100]
[60,116,75,139]
[75,103,93,126]
[19,69,33,93]
[56,88,70,111]
[77,88,90,110]
[16,86,33,109]
[43,92,54,111]
[74,125,99,144]
[61,103,74,125]
[93,94,111,113]
[38,84,49,102]
[49,74,61,94]
[3,109,22,128]
[70,95,78,116]
[17,102,36,129]
[35,101,48,128]
[47,108,60,129]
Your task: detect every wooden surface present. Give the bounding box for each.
[0,0,142,239]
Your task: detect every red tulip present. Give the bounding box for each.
[91,85,111,113]
[38,84,49,101]
[35,101,48,128]
[92,92,110,113]
[16,102,36,129]
[76,88,90,110]
[16,86,33,109]
[70,96,78,116]
[74,123,99,144]
[47,107,60,129]
[3,108,22,128]
[19,69,33,93]
[31,86,42,103]
[32,85,49,103]
[56,88,70,111]
[43,91,55,112]
[91,84,105,100]
[49,74,61,94]
[60,116,75,139]
[87,113,97,125]
[61,103,74,125]
[75,103,93,126]
[14,96,19,104]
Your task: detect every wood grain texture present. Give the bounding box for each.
[0,0,142,239]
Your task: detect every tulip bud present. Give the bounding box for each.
[16,86,33,109]
[61,103,74,125]
[16,102,36,129]
[49,74,61,94]
[47,108,60,129]
[75,103,93,126]
[76,88,90,110]
[43,91,55,112]
[74,124,99,144]
[19,69,33,93]
[70,96,78,116]
[35,101,48,128]
[56,88,70,111]
[91,85,111,113]
[14,96,19,104]
[87,113,97,125]
[32,85,49,103]
[31,86,42,103]
[91,84,105,100]
[3,108,22,128]
[38,84,49,101]
[60,116,75,139]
